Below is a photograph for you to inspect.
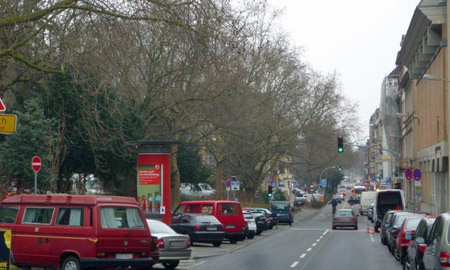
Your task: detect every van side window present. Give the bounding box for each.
[186,205,201,214]
[100,207,145,229]
[23,207,54,224]
[0,206,19,224]
[218,203,237,215]
[201,205,213,214]
[56,208,84,226]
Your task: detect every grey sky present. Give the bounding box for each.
[268,0,420,141]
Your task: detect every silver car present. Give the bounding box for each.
[423,213,450,270]
[147,219,191,270]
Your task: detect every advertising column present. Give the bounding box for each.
[137,153,171,225]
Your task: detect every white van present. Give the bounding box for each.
[359,191,376,215]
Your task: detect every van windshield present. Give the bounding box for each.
[0,206,19,224]
[100,207,145,229]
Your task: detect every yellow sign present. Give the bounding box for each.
[3,230,10,249]
[0,114,17,134]
[382,155,392,162]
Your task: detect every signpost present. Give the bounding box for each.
[225,179,231,200]
[32,156,41,194]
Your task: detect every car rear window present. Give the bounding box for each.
[100,207,145,229]
[405,218,421,230]
[336,211,353,217]
[0,206,19,224]
[395,215,409,227]
[378,192,402,205]
[194,215,220,223]
[147,220,176,234]
[271,203,289,211]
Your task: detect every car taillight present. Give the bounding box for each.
[194,224,202,231]
[439,252,450,267]
[333,218,339,221]
[158,239,164,249]
[187,239,191,248]
[221,224,225,231]
[351,218,357,222]
[393,233,398,238]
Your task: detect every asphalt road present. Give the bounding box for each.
[159,195,404,270]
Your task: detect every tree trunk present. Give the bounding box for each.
[215,160,224,200]
[171,145,181,207]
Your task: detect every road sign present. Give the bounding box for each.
[405,168,413,181]
[0,98,5,112]
[279,183,285,191]
[225,179,231,191]
[270,179,276,188]
[293,180,298,188]
[0,114,17,134]
[320,179,327,187]
[231,181,240,191]
[32,156,41,172]
[413,168,422,181]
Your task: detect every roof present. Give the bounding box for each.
[1,194,138,206]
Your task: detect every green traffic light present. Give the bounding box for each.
[268,193,272,197]
[338,148,343,153]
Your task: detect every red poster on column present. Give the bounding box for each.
[139,165,161,185]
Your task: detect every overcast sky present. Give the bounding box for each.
[268,0,420,141]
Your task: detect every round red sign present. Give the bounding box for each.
[405,168,413,181]
[32,156,41,172]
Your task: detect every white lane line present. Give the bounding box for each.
[291,261,299,268]
[307,248,312,252]
[319,236,323,239]
[300,254,307,259]
[312,243,317,246]
[322,229,329,235]
[316,239,320,242]
[370,233,375,242]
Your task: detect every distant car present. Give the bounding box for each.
[294,196,308,206]
[147,219,191,270]
[243,212,256,239]
[422,213,450,270]
[270,201,293,225]
[171,214,224,247]
[248,207,277,229]
[405,216,437,270]
[332,209,358,230]
[392,215,425,263]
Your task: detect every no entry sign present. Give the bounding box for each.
[32,156,41,172]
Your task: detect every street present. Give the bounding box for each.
[158,199,402,270]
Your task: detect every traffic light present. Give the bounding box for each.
[268,185,273,197]
[338,165,342,171]
[337,136,344,153]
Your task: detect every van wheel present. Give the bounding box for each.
[213,241,222,247]
[162,260,180,269]
[229,238,238,244]
[61,256,81,270]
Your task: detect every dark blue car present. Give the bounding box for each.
[270,201,293,225]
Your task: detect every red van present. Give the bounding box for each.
[0,194,158,270]
[173,200,247,243]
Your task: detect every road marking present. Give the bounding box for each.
[290,228,328,231]
[307,248,312,252]
[291,261,299,267]
[300,253,307,258]
[370,233,375,242]
[312,243,317,246]
[316,239,320,242]
[322,229,329,235]
[319,236,323,239]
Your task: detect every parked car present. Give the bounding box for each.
[405,216,437,270]
[248,207,278,229]
[243,212,257,239]
[381,210,399,245]
[386,212,417,254]
[0,194,158,270]
[147,219,191,270]
[332,209,358,230]
[294,196,308,206]
[393,215,425,262]
[173,200,247,244]
[422,213,450,270]
[374,189,406,232]
[270,201,293,225]
[360,191,376,216]
[171,214,224,247]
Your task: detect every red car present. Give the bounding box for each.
[393,215,425,262]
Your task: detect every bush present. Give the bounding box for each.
[311,200,326,208]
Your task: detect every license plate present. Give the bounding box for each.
[257,221,264,224]
[225,225,235,229]
[207,227,217,231]
[170,241,184,248]
[115,253,132,259]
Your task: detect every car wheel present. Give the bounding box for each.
[256,230,262,235]
[289,221,292,226]
[269,225,273,230]
[61,256,81,270]
[374,226,379,233]
[393,246,401,261]
[229,238,238,244]
[354,226,358,230]
[213,241,222,247]
[332,226,336,230]
[402,256,410,270]
[162,260,180,270]
[247,233,255,239]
